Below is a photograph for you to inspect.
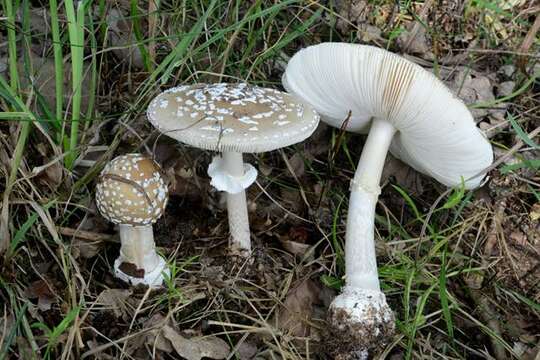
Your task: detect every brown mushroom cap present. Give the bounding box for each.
[147,83,320,153]
[95,154,168,226]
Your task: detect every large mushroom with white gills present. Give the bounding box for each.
[147,83,319,255]
[95,153,169,287]
[283,43,494,357]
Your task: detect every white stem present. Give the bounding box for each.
[345,119,396,291]
[222,151,251,253]
[118,224,161,273]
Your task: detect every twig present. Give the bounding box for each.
[58,227,115,242]
[517,13,540,72]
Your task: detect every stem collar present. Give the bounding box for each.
[208,155,257,194]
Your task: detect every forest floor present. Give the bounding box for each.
[0,0,539,359]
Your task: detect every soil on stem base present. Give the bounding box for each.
[325,289,395,359]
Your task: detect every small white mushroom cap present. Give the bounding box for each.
[147,83,320,153]
[283,43,493,189]
[95,154,169,226]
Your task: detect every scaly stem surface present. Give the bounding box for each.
[223,151,251,253]
[345,119,396,291]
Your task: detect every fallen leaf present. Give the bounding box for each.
[236,341,258,360]
[397,26,432,57]
[95,289,132,319]
[106,7,145,69]
[509,231,528,246]
[162,325,230,360]
[336,0,369,33]
[357,24,385,44]
[451,71,495,119]
[497,81,515,97]
[381,154,424,196]
[279,226,312,257]
[19,53,91,113]
[144,314,174,353]
[67,217,110,259]
[25,279,56,311]
[274,279,321,338]
[287,153,305,178]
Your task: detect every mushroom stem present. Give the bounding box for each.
[118,224,161,270]
[115,224,169,287]
[222,151,252,253]
[346,118,396,290]
[325,118,396,357]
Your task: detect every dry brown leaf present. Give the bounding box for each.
[236,341,258,360]
[106,8,145,69]
[162,325,230,360]
[25,279,56,311]
[336,0,369,33]
[451,71,495,119]
[66,217,110,259]
[144,314,174,353]
[44,161,63,187]
[381,154,424,195]
[19,53,91,112]
[287,153,305,178]
[397,26,431,57]
[274,279,321,338]
[279,226,313,258]
[71,237,103,259]
[95,289,132,319]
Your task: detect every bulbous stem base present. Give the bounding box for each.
[114,256,170,288]
[325,287,395,359]
[116,224,169,287]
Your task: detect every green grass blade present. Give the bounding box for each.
[130,0,152,71]
[64,0,87,168]
[8,201,55,258]
[49,0,64,136]
[3,0,19,92]
[508,113,540,149]
[439,245,455,342]
[248,7,323,72]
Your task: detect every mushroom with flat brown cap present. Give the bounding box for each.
[147,83,320,254]
[283,42,494,357]
[95,153,169,287]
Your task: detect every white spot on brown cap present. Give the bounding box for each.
[95,154,169,226]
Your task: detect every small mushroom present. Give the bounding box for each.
[95,153,169,287]
[283,43,494,357]
[147,83,320,254]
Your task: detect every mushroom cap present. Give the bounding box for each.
[95,154,168,226]
[147,83,320,153]
[283,43,493,189]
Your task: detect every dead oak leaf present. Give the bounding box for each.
[162,325,230,360]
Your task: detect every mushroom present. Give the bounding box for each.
[95,153,169,287]
[147,83,319,254]
[283,43,493,356]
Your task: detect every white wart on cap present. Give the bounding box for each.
[283,42,493,188]
[96,154,168,226]
[146,83,320,153]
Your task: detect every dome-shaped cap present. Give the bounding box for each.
[147,83,320,153]
[283,43,493,189]
[96,154,168,225]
